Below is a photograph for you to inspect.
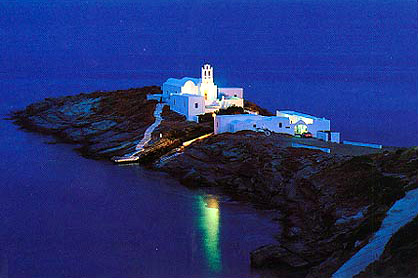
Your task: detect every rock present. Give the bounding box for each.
[289,226,302,236]
[354,215,418,278]
[305,250,344,278]
[10,86,212,160]
[9,86,418,278]
[335,209,365,225]
[250,244,310,269]
[159,132,416,277]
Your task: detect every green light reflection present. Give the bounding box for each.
[197,195,222,273]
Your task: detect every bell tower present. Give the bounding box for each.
[201,64,214,84]
[200,64,218,103]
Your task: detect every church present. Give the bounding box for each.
[149,64,244,121]
[148,64,341,142]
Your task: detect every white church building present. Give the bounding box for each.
[148,64,244,121]
[147,64,340,143]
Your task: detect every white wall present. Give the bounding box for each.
[292,143,331,153]
[162,83,182,101]
[181,80,199,95]
[146,94,163,101]
[170,94,205,121]
[317,131,328,141]
[187,95,205,120]
[214,115,292,135]
[317,131,340,143]
[277,111,314,124]
[214,114,262,134]
[307,119,331,137]
[215,113,332,138]
[218,88,244,99]
[331,132,340,143]
[200,82,218,103]
[220,97,244,109]
[276,111,331,137]
[231,117,292,135]
[343,141,382,149]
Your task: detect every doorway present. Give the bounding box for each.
[294,124,308,135]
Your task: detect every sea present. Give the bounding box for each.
[0,0,416,277]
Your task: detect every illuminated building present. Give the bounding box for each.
[148,64,244,121]
[214,111,340,142]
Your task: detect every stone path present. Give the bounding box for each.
[131,103,165,155]
[112,103,165,162]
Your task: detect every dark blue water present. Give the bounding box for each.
[0,116,279,278]
[0,1,417,277]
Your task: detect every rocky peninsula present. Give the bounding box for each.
[9,86,418,278]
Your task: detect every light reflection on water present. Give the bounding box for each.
[198,195,222,273]
[0,115,279,278]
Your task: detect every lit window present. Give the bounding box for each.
[195,103,198,109]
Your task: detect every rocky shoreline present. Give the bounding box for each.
[9,87,418,278]
[159,132,417,278]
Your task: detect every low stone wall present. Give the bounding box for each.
[292,142,331,153]
[146,94,163,101]
[343,140,382,149]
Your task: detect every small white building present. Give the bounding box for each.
[169,94,205,121]
[215,110,340,140]
[150,64,244,121]
[317,131,341,143]
[276,110,331,137]
[214,114,292,135]
[218,88,244,99]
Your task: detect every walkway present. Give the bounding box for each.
[112,103,165,162]
[132,103,165,155]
